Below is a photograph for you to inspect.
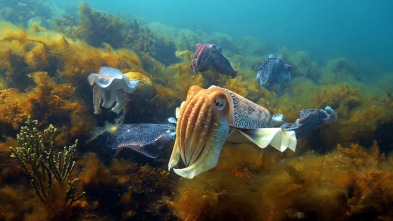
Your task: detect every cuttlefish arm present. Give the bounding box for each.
[167,103,185,170]
[171,117,229,179]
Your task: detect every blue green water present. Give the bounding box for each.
[50,0,393,71]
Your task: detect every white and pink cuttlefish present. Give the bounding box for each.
[88,66,139,114]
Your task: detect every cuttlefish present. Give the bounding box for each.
[88,66,140,114]
[87,121,176,159]
[168,85,297,179]
[281,106,337,139]
[256,54,292,97]
[107,123,175,158]
[191,43,238,78]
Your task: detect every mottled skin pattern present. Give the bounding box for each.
[111,124,175,158]
[168,85,273,179]
[281,106,337,139]
[256,55,291,97]
[210,86,271,129]
[191,43,238,78]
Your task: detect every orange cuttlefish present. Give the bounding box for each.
[168,85,297,179]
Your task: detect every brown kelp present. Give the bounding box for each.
[75,152,175,220]
[172,142,393,221]
[0,21,155,140]
[0,71,92,146]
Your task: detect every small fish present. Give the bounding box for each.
[281,106,337,139]
[256,54,292,97]
[191,43,237,78]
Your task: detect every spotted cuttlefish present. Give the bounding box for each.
[87,119,176,159]
[257,54,292,97]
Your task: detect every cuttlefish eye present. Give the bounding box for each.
[214,97,226,110]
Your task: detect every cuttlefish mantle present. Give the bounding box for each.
[168,85,297,179]
[88,66,140,114]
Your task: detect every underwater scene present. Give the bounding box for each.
[0,0,393,220]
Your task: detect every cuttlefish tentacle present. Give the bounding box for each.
[168,139,180,170]
[111,90,126,114]
[93,86,103,114]
[178,87,203,163]
[102,89,116,108]
[173,118,229,179]
[180,85,214,164]
[184,94,208,164]
[186,98,210,165]
[188,95,226,166]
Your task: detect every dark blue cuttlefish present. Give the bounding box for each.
[256,54,292,97]
[281,106,337,139]
[109,124,176,158]
[88,122,176,159]
[191,42,238,78]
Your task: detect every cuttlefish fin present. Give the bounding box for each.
[236,128,297,152]
[115,143,159,159]
[114,146,127,157]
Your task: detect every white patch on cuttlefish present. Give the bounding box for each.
[272,113,284,126]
